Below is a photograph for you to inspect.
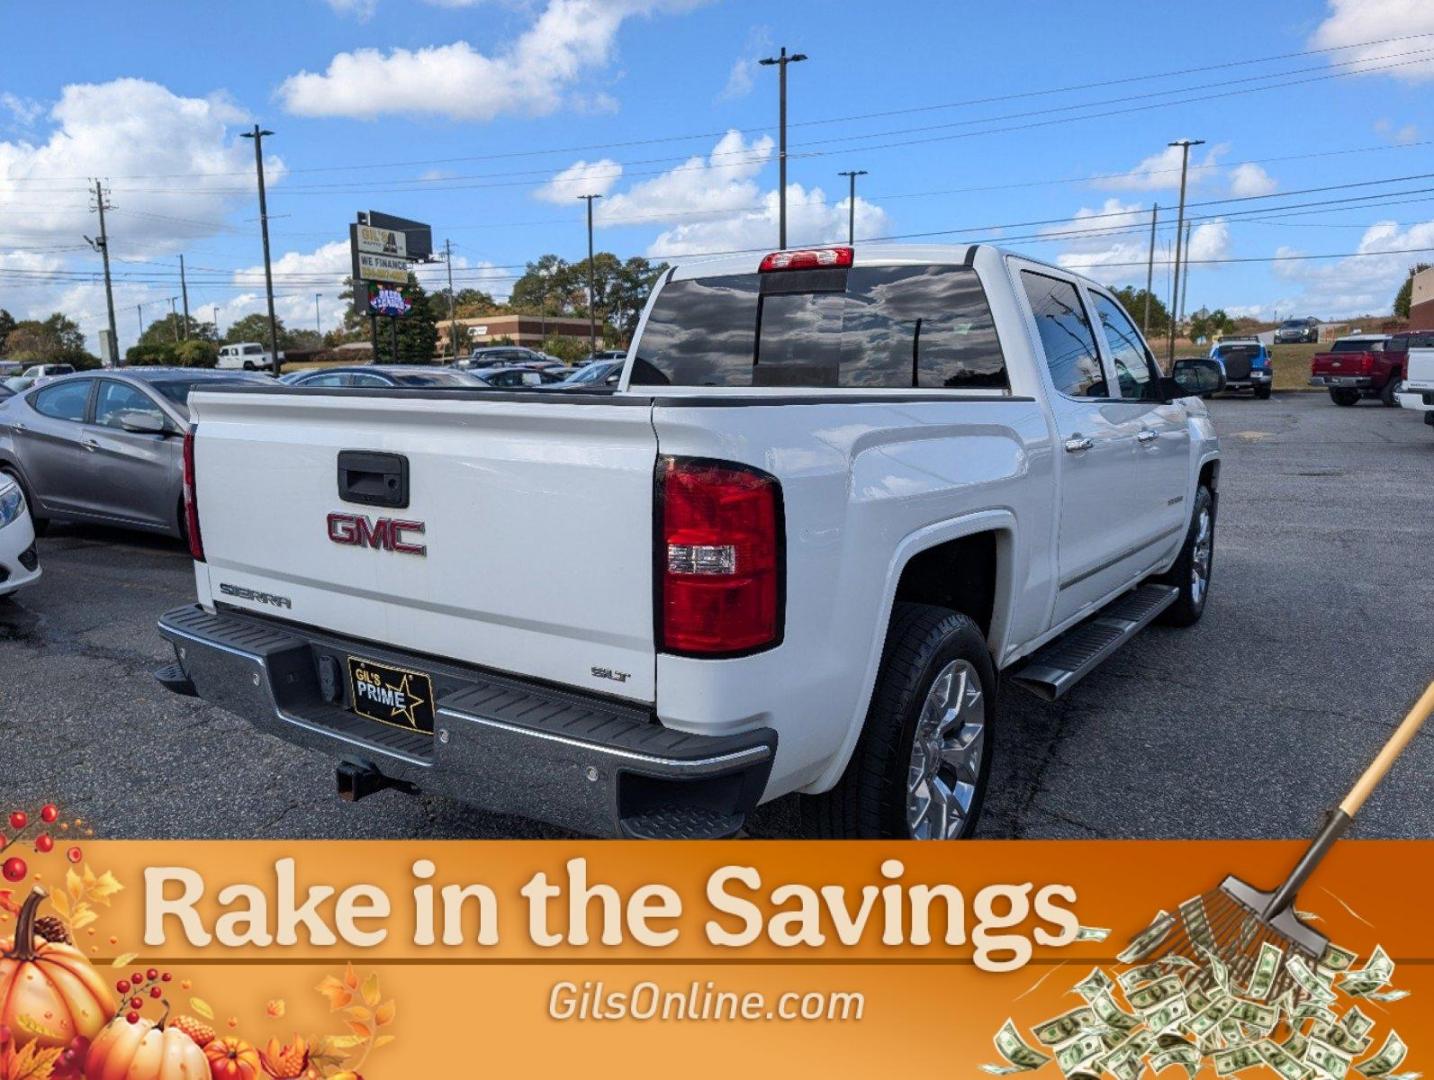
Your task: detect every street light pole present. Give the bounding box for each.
[444,238,458,361]
[212,305,220,339]
[1166,138,1204,367]
[179,255,190,339]
[240,124,282,375]
[136,304,144,339]
[1143,203,1158,336]
[314,293,323,338]
[759,46,808,250]
[578,194,603,357]
[838,169,867,245]
[168,297,180,341]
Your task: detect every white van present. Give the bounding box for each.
[217,342,280,371]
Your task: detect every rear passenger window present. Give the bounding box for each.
[1020,272,1106,398]
[1090,292,1160,400]
[632,266,1006,389]
[31,380,91,422]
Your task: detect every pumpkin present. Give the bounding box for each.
[204,1036,261,1080]
[0,888,114,1050]
[84,1013,208,1080]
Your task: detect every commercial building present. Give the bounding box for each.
[436,314,595,354]
[1410,267,1434,331]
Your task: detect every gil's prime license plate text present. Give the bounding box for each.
[347,657,436,735]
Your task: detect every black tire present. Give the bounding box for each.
[1329,388,1360,407]
[1380,379,1400,408]
[1254,384,1272,400]
[242,361,255,370]
[799,603,996,839]
[1,466,48,536]
[1156,486,1214,627]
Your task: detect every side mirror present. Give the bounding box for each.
[1167,358,1226,399]
[117,410,168,435]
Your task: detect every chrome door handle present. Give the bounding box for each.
[81,439,99,452]
[1137,429,1159,444]
[1064,436,1094,453]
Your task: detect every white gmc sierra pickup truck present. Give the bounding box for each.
[155,244,1224,840]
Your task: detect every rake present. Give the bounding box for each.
[1137,681,1434,1002]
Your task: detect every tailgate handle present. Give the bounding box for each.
[337,451,409,508]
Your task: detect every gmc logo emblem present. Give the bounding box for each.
[327,512,427,557]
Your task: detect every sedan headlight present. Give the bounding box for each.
[0,483,24,529]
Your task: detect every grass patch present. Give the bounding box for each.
[1269,343,1323,390]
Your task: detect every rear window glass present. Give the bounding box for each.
[390,371,473,386]
[630,266,1007,390]
[1330,339,1382,353]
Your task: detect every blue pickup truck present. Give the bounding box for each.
[1209,337,1273,399]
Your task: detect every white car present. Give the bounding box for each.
[217,342,282,371]
[0,476,40,597]
[1395,338,1434,431]
[156,243,1224,839]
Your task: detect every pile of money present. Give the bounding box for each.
[982,904,1415,1079]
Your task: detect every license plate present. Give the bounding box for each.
[347,657,436,736]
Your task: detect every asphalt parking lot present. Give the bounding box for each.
[2,392,1430,840]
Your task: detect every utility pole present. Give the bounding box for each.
[178,255,190,339]
[314,293,323,338]
[1179,220,1193,336]
[168,297,180,341]
[240,124,281,374]
[1143,203,1158,336]
[444,238,458,361]
[759,46,808,249]
[838,169,867,245]
[578,194,603,357]
[86,179,119,366]
[1166,139,1204,366]
[212,305,220,339]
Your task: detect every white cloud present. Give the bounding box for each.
[1311,0,1434,82]
[717,26,772,101]
[1187,220,1231,263]
[1045,199,1229,287]
[1228,163,1277,198]
[1,93,44,129]
[1374,117,1420,144]
[279,0,706,121]
[1096,142,1224,192]
[646,183,888,257]
[0,79,282,256]
[594,130,772,226]
[323,0,377,19]
[533,158,623,203]
[1270,217,1434,317]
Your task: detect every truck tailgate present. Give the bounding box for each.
[187,390,658,702]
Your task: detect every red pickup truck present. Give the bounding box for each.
[1309,334,1398,406]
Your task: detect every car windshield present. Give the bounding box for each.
[563,361,617,384]
[389,370,475,386]
[1330,339,1382,353]
[1280,320,1306,329]
[151,377,266,414]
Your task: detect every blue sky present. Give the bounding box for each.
[2,0,1432,353]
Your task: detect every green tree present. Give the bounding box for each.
[509,254,575,318]
[0,309,14,356]
[138,313,216,348]
[372,274,439,364]
[1394,263,1431,318]
[1110,286,1171,336]
[4,313,99,368]
[224,313,285,347]
[1187,307,1234,342]
[610,256,667,343]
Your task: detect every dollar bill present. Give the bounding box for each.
[1199,945,1232,994]
[1246,941,1284,1001]
[1118,911,1176,964]
[1075,925,1111,942]
[1033,1006,1098,1047]
[1146,996,1191,1034]
[1228,999,1278,1033]
[1295,1001,1339,1028]
[1343,1007,1376,1040]
[1340,946,1394,996]
[1288,955,1339,1005]
[1187,997,1236,1039]
[984,1019,1053,1074]
[1307,1037,1354,1079]
[1056,1033,1106,1076]
[1320,943,1358,973]
[1214,1044,1264,1075]
[1362,989,1409,1004]
[1186,985,1212,1015]
[1313,1020,1373,1056]
[1355,1032,1407,1078]
[1151,1043,1201,1079]
[1258,1038,1313,1080]
[1090,990,1141,1034]
[1179,895,1217,952]
[1283,1031,1309,1060]
[1073,967,1114,1002]
[1128,975,1185,1014]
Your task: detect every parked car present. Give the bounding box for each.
[580,349,627,365]
[3,377,36,396]
[0,368,271,539]
[281,366,482,389]
[1308,334,1398,406]
[1208,338,1273,399]
[217,342,282,371]
[457,347,549,369]
[1273,317,1319,345]
[0,361,22,378]
[553,359,625,388]
[156,243,1224,841]
[1393,332,1434,432]
[466,365,565,388]
[20,363,76,384]
[0,473,40,598]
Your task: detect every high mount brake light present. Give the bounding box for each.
[182,427,204,562]
[657,457,783,656]
[758,246,854,272]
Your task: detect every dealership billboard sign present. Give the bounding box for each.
[349,211,431,316]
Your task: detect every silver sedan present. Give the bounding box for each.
[0,367,270,540]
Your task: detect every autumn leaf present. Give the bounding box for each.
[373,1034,396,1049]
[2,1041,64,1080]
[65,869,83,904]
[342,963,359,990]
[315,975,353,1011]
[344,1021,371,1040]
[342,1006,371,1025]
[0,890,19,917]
[190,997,215,1021]
[71,908,98,931]
[111,952,138,968]
[265,999,286,1019]
[373,1000,395,1027]
[87,869,123,905]
[360,972,381,1008]
[319,1035,365,1053]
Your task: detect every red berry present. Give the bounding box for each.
[146,968,159,981]
[8,812,26,832]
[161,972,172,982]
[35,834,54,853]
[125,1012,139,1025]
[1,857,26,883]
[129,997,143,1010]
[150,986,162,999]
[40,805,58,824]
[116,980,130,994]
[66,846,82,864]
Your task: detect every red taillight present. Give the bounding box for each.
[1361,354,1375,375]
[759,246,853,272]
[182,427,204,562]
[658,457,782,656]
